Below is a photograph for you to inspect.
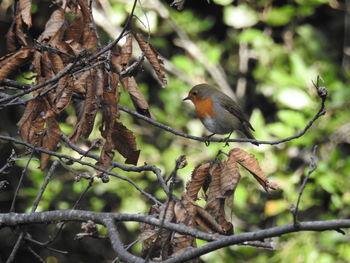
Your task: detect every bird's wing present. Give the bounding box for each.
[219,94,255,131]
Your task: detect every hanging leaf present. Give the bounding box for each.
[185,162,211,201]
[122,77,153,118]
[0,47,34,82]
[172,198,197,261]
[37,8,66,43]
[40,117,62,170]
[205,162,224,216]
[109,121,140,165]
[69,70,100,142]
[133,33,167,87]
[19,0,32,28]
[76,0,98,49]
[230,148,280,191]
[220,153,241,197]
[121,34,133,69]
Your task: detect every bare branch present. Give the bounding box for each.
[292,145,318,226]
[0,210,349,263]
[0,135,161,205]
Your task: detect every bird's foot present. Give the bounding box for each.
[204,133,215,146]
[223,132,233,147]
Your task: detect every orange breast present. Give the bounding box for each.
[193,97,216,119]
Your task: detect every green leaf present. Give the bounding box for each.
[265,5,295,26]
[223,4,258,29]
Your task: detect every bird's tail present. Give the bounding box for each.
[242,123,259,146]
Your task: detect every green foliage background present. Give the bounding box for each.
[0,0,350,262]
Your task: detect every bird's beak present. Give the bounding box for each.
[183,96,190,101]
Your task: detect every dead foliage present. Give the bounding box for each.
[140,148,280,261]
[1,0,168,169]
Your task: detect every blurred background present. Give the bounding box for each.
[0,0,350,262]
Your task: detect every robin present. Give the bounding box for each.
[183,83,258,146]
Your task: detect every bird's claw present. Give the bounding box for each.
[204,133,215,146]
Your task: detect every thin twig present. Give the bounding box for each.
[6,232,24,263]
[0,135,161,205]
[60,135,170,197]
[292,145,318,227]
[32,161,59,212]
[26,246,46,263]
[10,151,34,212]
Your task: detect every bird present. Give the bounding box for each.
[183,83,258,146]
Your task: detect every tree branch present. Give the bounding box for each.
[0,135,161,205]
[0,210,349,263]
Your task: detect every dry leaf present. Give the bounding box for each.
[141,202,175,259]
[220,154,241,197]
[19,0,32,28]
[40,117,62,170]
[172,198,197,261]
[109,121,140,165]
[230,148,279,192]
[37,8,66,43]
[122,77,153,118]
[0,47,34,82]
[133,33,167,87]
[185,162,210,201]
[205,162,224,216]
[17,99,46,146]
[69,70,100,143]
[121,34,133,69]
[76,0,98,49]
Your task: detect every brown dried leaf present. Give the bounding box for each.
[0,47,34,82]
[133,33,167,87]
[195,203,226,234]
[110,45,122,72]
[230,148,280,192]
[6,21,18,52]
[172,198,197,259]
[17,99,46,149]
[19,0,32,28]
[205,162,224,216]
[43,76,73,119]
[121,34,133,69]
[64,9,83,42]
[40,117,62,170]
[15,13,28,47]
[76,0,98,49]
[185,162,210,201]
[38,8,65,43]
[54,77,73,113]
[121,77,153,118]
[110,121,140,165]
[97,72,119,171]
[69,70,100,143]
[141,202,175,259]
[220,154,241,197]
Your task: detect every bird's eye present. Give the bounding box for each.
[192,91,197,96]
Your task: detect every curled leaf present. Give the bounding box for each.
[122,77,153,118]
[133,33,167,87]
[0,47,34,82]
[19,0,32,28]
[185,162,210,200]
[40,118,62,170]
[230,148,280,192]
